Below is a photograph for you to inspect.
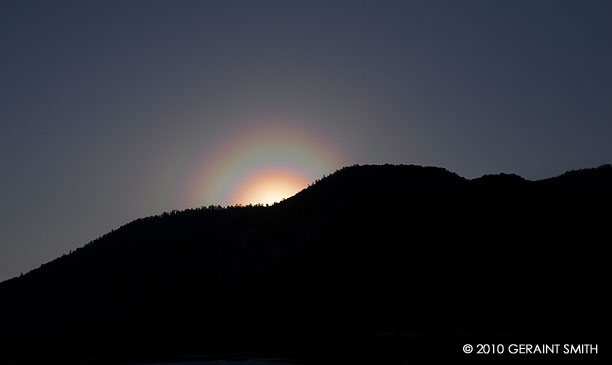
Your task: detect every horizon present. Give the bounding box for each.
[2,161,610,283]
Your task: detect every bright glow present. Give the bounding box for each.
[232,168,310,205]
[184,117,346,207]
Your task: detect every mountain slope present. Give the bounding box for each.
[1,164,610,364]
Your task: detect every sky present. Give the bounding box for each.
[1,0,611,281]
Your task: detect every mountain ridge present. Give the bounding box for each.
[2,164,465,285]
[7,162,612,288]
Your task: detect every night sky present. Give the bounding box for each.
[1,1,611,281]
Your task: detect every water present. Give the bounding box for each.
[140,358,300,365]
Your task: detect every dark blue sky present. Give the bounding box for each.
[1,0,611,281]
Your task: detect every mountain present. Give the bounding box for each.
[1,164,609,364]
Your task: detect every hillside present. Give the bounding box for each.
[0,164,610,364]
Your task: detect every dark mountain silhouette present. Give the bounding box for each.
[0,164,609,364]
